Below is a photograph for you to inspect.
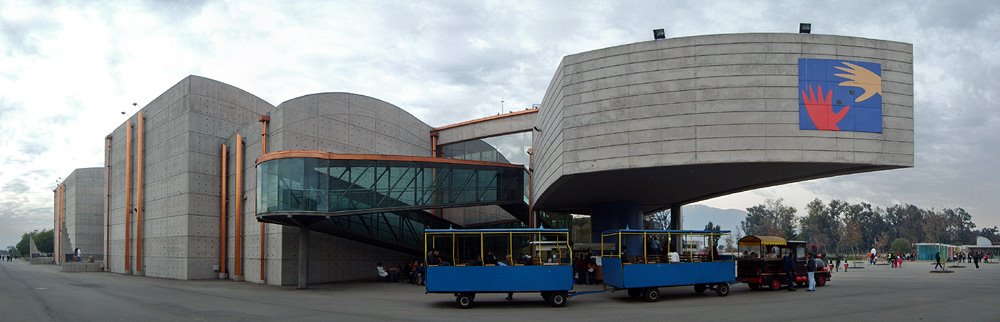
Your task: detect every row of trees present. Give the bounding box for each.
[741,198,999,254]
[13,229,54,257]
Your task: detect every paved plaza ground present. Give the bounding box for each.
[1,259,997,321]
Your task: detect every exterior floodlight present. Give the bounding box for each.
[653,29,666,40]
[800,23,811,34]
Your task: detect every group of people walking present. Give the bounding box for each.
[962,251,989,270]
[935,251,991,270]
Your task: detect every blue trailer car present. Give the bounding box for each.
[600,229,735,302]
[424,228,573,308]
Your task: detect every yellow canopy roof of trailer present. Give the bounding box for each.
[738,235,787,247]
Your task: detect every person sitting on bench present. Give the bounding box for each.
[376,262,389,281]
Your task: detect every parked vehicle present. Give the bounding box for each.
[735,235,830,290]
[600,229,735,302]
[424,228,573,308]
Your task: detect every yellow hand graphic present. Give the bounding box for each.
[834,62,882,103]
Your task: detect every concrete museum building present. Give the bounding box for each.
[54,33,913,287]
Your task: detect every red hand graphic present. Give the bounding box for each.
[802,85,849,131]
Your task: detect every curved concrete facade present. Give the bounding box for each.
[532,33,913,213]
[228,92,434,285]
[269,93,433,156]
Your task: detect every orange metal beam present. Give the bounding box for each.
[61,184,65,262]
[255,150,526,169]
[234,134,244,280]
[430,133,438,158]
[105,135,112,271]
[62,184,65,261]
[219,144,228,277]
[125,120,132,273]
[56,184,63,264]
[54,187,58,264]
[431,108,538,132]
[136,112,144,272]
[259,117,268,283]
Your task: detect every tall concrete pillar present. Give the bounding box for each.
[670,204,683,252]
[297,226,310,290]
[591,202,642,257]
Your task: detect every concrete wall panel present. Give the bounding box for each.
[106,76,274,280]
[533,33,914,211]
[59,167,105,261]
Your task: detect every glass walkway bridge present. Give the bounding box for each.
[255,151,535,254]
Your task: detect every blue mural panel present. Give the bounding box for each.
[798,58,882,133]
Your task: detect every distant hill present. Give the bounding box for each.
[681,204,746,233]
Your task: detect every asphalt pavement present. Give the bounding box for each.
[1,259,997,321]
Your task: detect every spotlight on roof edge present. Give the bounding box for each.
[800,23,811,34]
[653,29,665,40]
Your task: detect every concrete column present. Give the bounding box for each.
[297,226,310,290]
[591,202,642,257]
[670,204,683,251]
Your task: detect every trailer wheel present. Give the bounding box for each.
[548,292,567,307]
[817,275,827,286]
[715,283,730,297]
[627,289,641,298]
[642,288,660,302]
[456,293,474,309]
[694,284,707,294]
[769,278,782,291]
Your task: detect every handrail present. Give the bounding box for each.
[600,229,732,264]
[424,229,572,267]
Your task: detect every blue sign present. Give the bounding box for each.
[798,58,882,133]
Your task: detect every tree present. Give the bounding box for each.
[922,210,948,243]
[977,226,1000,243]
[886,204,925,243]
[740,199,797,239]
[875,231,891,253]
[889,238,912,254]
[843,203,887,250]
[15,229,53,257]
[841,218,862,255]
[35,229,54,254]
[942,208,975,244]
[799,198,843,252]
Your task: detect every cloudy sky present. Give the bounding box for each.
[1,1,997,247]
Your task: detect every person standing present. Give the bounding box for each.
[649,236,661,257]
[973,251,981,270]
[806,253,817,292]
[586,257,597,285]
[783,253,797,291]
